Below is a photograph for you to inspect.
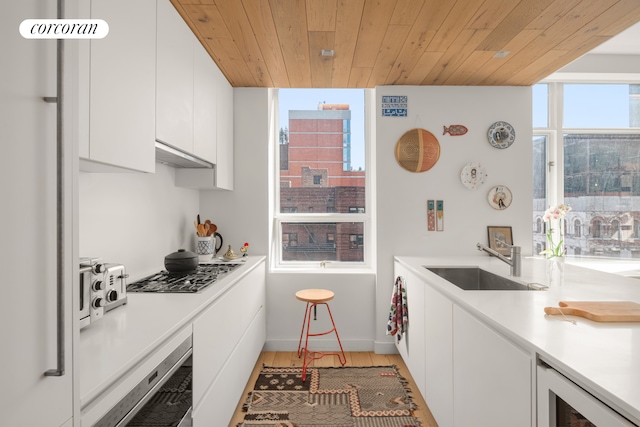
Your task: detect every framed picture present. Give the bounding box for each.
[487,226,513,256]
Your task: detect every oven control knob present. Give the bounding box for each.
[106,290,118,302]
[92,297,106,308]
[92,280,105,292]
[93,264,106,274]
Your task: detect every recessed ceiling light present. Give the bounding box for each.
[494,50,510,58]
[321,49,334,57]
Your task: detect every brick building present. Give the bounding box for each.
[280,104,365,262]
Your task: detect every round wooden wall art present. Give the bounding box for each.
[394,128,440,172]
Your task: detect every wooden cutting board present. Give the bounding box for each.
[544,301,640,322]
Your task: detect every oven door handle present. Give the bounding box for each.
[44,0,66,378]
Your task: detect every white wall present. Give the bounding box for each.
[375,85,533,351]
[78,164,199,281]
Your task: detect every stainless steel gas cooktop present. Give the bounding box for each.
[126,263,242,293]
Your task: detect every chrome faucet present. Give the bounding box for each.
[476,242,521,277]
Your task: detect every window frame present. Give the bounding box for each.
[534,81,640,259]
[271,89,375,271]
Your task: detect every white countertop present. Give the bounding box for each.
[78,256,265,409]
[395,255,640,424]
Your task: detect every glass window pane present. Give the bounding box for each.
[533,135,548,255]
[279,89,365,204]
[563,133,640,257]
[281,222,364,262]
[564,84,640,128]
[533,84,549,128]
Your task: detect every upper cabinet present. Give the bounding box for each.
[156,0,194,155]
[157,0,222,167]
[80,0,156,173]
[193,42,217,165]
[214,64,234,190]
[79,0,233,186]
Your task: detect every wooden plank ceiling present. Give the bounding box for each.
[172,0,640,88]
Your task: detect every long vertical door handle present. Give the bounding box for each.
[45,0,65,377]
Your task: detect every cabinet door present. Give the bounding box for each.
[396,267,426,394]
[424,284,453,427]
[192,306,265,426]
[88,0,156,172]
[156,0,194,152]
[453,306,532,427]
[1,1,73,425]
[215,65,234,190]
[192,262,265,408]
[193,41,217,164]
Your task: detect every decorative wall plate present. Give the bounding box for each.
[460,162,487,190]
[394,128,440,172]
[487,185,512,210]
[487,121,515,149]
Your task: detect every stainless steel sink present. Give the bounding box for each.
[425,267,547,291]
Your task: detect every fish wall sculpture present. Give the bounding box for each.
[443,124,468,136]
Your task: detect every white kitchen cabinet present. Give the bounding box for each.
[157,0,225,168]
[453,305,532,427]
[424,283,453,427]
[393,261,426,395]
[174,62,234,190]
[191,260,266,425]
[156,0,194,154]
[193,41,217,164]
[215,65,234,190]
[1,0,75,425]
[80,0,156,173]
[193,306,265,425]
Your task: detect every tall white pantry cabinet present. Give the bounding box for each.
[1,0,77,426]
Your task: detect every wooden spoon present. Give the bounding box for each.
[208,223,217,235]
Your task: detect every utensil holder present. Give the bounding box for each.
[196,236,214,261]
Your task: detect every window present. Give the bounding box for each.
[274,88,371,267]
[534,83,640,258]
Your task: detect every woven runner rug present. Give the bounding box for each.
[236,365,422,427]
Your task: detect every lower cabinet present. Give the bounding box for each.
[453,306,532,427]
[393,261,426,396]
[393,261,532,427]
[191,261,266,426]
[424,283,453,427]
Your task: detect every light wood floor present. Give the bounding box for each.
[228,351,439,427]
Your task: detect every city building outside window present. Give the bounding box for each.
[274,88,371,268]
[533,82,640,258]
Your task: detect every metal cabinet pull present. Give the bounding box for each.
[45,0,65,377]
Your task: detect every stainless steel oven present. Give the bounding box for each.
[95,336,193,427]
[537,361,636,427]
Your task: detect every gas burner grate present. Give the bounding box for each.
[127,263,242,293]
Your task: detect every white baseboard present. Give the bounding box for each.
[374,340,399,354]
[264,338,374,352]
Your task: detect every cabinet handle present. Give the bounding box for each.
[45,0,66,378]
